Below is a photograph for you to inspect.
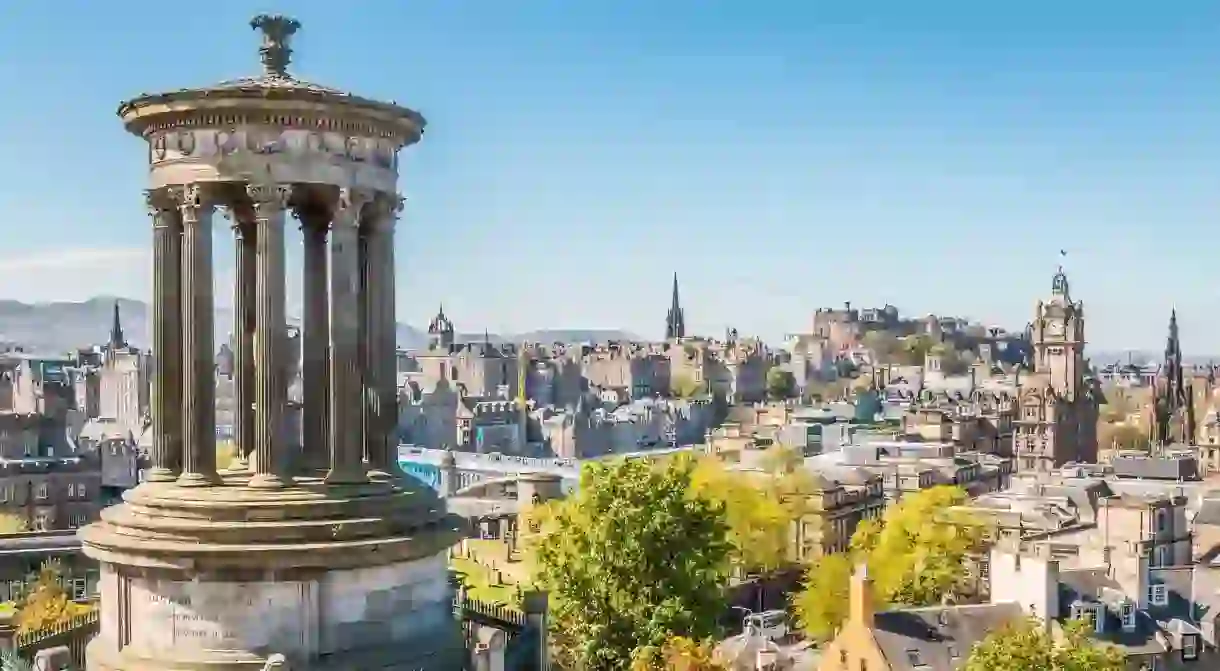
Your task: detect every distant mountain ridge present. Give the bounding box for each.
[0,297,640,354]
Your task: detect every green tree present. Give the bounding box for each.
[631,636,728,671]
[765,368,796,400]
[531,456,732,670]
[690,457,790,574]
[861,331,902,364]
[900,334,937,366]
[15,561,93,635]
[963,618,1124,671]
[671,375,707,399]
[792,553,853,642]
[792,486,985,639]
[852,485,986,606]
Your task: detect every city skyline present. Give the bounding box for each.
[0,1,1218,349]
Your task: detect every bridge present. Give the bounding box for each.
[397,444,695,494]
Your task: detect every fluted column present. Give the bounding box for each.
[362,194,404,475]
[175,184,221,487]
[145,188,182,482]
[230,217,257,470]
[248,183,293,489]
[299,206,330,472]
[327,188,370,484]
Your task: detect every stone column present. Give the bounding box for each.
[248,183,294,489]
[299,206,330,473]
[145,188,182,482]
[362,194,403,474]
[175,184,221,487]
[230,218,257,471]
[326,188,369,484]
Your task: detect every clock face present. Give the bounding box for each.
[1045,320,1066,338]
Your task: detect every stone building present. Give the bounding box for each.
[777,467,886,560]
[1014,267,1100,472]
[0,412,99,531]
[1151,310,1196,447]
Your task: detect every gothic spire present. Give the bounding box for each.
[109,300,126,350]
[665,272,685,340]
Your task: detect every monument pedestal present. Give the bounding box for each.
[81,473,465,670]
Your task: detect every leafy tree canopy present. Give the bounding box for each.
[963,618,1125,671]
[792,552,852,643]
[631,636,728,671]
[15,561,93,636]
[794,486,986,640]
[690,457,790,574]
[530,456,733,670]
[765,368,796,400]
[671,375,707,399]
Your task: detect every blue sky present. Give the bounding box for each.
[0,1,1217,353]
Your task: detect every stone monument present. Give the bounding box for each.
[80,15,464,670]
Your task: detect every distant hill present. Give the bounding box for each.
[0,298,641,354]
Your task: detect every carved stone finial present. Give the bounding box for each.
[250,14,301,79]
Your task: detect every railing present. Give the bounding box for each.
[13,610,99,669]
[455,595,528,630]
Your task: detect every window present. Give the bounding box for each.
[77,483,86,499]
[1149,583,1168,606]
[947,645,959,660]
[905,650,927,667]
[839,650,847,667]
[70,578,87,601]
[35,483,47,500]
[1182,634,1199,661]
[1120,602,1135,630]
[67,483,76,498]
[1156,511,1167,533]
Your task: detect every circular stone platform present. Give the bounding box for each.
[83,476,467,670]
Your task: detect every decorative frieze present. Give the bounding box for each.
[148,127,399,171]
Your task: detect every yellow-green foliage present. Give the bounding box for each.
[794,486,987,641]
[689,457,790,574]
[0,514,27,535]
[216,440,238,470]
[530,456,732,671]
[963,617,1125,671]
[15,561,93,636]
[631,635,729,671]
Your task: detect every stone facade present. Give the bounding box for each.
[1014,267,1100,472]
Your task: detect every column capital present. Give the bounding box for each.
[246,183,293,215]
[167,184,220,222]
[334,187,373,228]
[144,187,177,214]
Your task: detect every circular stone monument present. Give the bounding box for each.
[80,15,464,671]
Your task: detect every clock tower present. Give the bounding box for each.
[1031,266,1085,399]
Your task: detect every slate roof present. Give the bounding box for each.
[872,603,1025,670]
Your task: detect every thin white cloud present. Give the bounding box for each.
[0,247,146,272]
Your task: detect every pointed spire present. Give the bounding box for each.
[665,272,685,340]
[109,300,126,350]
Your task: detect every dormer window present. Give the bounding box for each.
[1149,583,1168,606]
[1120,602,1136,631]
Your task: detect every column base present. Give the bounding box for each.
[144,468,178,483]
[81,476,466,671]
[177,471,223,487]
[248,473,292,489]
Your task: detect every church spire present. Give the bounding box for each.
[665,272,685,340]
[109,300,127,350]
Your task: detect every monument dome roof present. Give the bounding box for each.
[116,15,424,142]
